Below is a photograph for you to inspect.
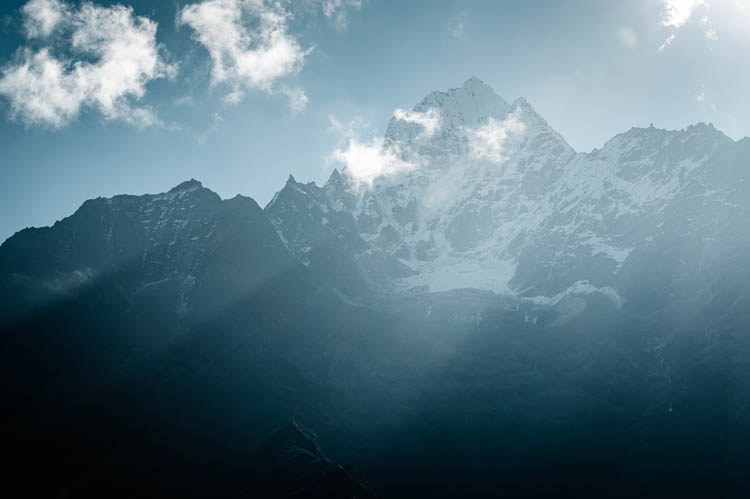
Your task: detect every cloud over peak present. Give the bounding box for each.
[331,137,416,188]
[328,113,421,188]
[328,105,527,189]
[0,0,174,128]
[393,107,442,138]
[466,110,526,163]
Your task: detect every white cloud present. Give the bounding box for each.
[330,137,416,188]
[328,105,527,187]
[328,114,370,140]
[321,0,362,29]
[178,0,309,108]
[197,112,223,143]
[22,0,67,38]
[393,107,441,138]
[466,111,526,163]
[697,91,705,102]
[328,108,443,187]
[661,0,705,29]
[659,32,677,51]
[328,114,421,188]
[173,95,194,107]
[701,14,718,40]
[658,0,717,50]
[0,0,173,128]
[616,26,638,49]
[328,105,528,188]
[282,86,308,112]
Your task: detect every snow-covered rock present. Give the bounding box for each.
[267,77,750,307]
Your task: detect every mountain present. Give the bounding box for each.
[0,178,301,323]
[2,77,750,497]
[270,77,750,316]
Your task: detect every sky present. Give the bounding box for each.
[1,0,750,243]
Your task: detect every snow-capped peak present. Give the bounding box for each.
[385,76,512,153]
[314,79,581,293]
[462,75,493,92]
[169,178,203,193]
[269,77,744,300]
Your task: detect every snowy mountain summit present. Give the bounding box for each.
[267,77,750,305]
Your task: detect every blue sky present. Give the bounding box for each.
[1,0,749,242]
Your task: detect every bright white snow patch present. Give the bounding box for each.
[404,258,517,294]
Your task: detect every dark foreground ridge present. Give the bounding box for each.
[253,421,376,498]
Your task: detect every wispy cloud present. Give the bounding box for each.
[658,0,715,51]
[661,0,705,29]
[328,114,424,188]
[22,0,67,38]
[281,86,308,112]
[0,0,174,128]
[659,33,676,51]
[321,0,362,29]
[173,95,195,107]
[393,107,441,138]
[695,83,715,110]
[178,0,310,110]
[329,105,527,186]
[197,111,223,143]
[701,15,717,40]
[450,10,467,40]
[466,110,526,163]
